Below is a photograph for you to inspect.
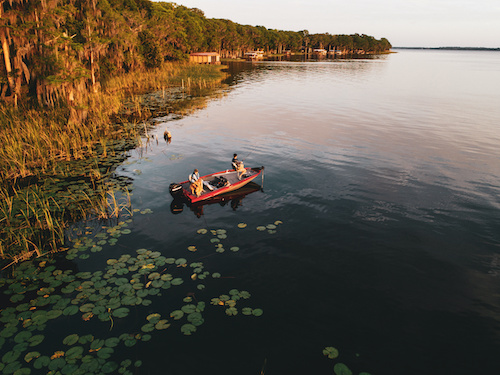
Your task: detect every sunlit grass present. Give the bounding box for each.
[0,63,226,262]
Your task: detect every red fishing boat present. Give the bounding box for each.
[169,166,264,203]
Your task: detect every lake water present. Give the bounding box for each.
[3,49,499,375]
[124,50,500,374]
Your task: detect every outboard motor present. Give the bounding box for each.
[169,183,184,199]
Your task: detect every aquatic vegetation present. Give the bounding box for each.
[323,346,371,375]
[0,222,266,373]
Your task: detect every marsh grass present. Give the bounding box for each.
[0,63,227,263]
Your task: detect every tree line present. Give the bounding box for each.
[1,0,391,109]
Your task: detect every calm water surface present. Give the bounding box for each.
[100,50,500,374]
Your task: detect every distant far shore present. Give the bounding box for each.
[394,47,500,51]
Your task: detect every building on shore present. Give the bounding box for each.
[313,48,327,57]
[244,50,264,60]
[189,52,221,65]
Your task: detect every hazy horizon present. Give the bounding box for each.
[172,0,500,49]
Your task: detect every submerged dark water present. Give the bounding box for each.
[4,50,498,375]
[109,50,500,374]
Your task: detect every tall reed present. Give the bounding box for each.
[0,63,226,263]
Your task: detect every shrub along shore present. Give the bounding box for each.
[0,63,227,265]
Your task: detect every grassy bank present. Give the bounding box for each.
[0,62,227,264]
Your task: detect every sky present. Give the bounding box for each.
[173,0,500,48]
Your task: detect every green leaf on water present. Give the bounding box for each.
[65,346,84,360]
[256,226,266,231]
[28,335,44,347]
[242,307,252,315]
[141,323,155,333]
[334,363,353,375]
[225,307,238,316]
[180,324,196,335]
[104,337,120,348]
[2,350,21,363]
[47,309,62,319]
[14,331,31,344]
[155,320,170,330]
[97,347,114,359]
[63,305,78,316]
[146,313,161,323]
[10,294,25,303]
[112,307,130,318]
[63,334,79,346]
[101,361,119,373]
[323,347,339,359]
[124,338,136,347]
[33,355,50,369]
[90,338,104,350]
[252,308,263,317]
[78,334,94,345]
[175,258,187,265]
[170,310,184,320]
[171,278,183,286]
[12,367,30,375]
[230,246,240,252]
[181,304,196,314]
[48,357,66,371]
[24,351,40,363]
[197,229,208,234]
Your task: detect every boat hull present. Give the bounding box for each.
[170,166,264,204]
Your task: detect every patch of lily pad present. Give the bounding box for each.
[0,221,273,373]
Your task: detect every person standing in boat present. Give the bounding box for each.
[231,154,239,170]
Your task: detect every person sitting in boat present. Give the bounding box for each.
[231,153,239,170]
[189,169,204,197]
[235,161,246,180]
[189,169,215,196]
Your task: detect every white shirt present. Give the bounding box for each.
[189,172,199,183]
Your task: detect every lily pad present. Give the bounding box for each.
[252,308,264,317]
[147,313,161,323]
[170,310,184,320]
[323,347,339,359]
[242,307,253,316]
[14,331,31,344]
[225,307,238,316]
[334,363,353,375]
[180,324,196,335]
[33,356,50,370]
[28,335,44,347]
[155,320,170,330]
[24,351,40,363]
[171,278,183,286]
[112,307,130,318]
[256,226,266,231]
[63,334,79,346]
[230,246,240,252]
[196,229,207,234]
[63,305,79,316]
[104,337,120,348]
[66,346,84,360]
[141,323,155,333]
[175,258,187,265]
[237,223,247,228]
[97,347,114,359]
